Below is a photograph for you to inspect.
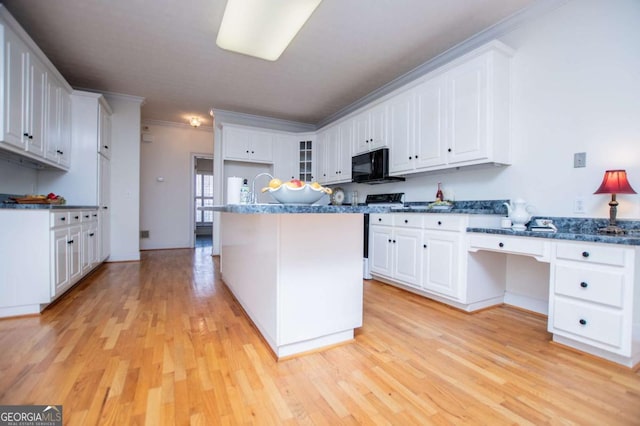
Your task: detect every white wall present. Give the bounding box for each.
[140,123,213,250]
[105,94,144,261]
[0,159,37,194]
[340,0,640,222]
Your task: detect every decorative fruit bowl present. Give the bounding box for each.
[262,179,332,205]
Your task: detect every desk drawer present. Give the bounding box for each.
[554,265,624,308]
[552,298,623,348]
[555,242,626,267]
[468,234,548,257]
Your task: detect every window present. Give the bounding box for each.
[195,172,214,224]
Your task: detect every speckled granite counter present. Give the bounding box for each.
[468,216,640,246]
[0,203,98,210]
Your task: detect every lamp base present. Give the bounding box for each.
[598,225,626,235]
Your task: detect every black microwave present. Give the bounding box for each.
[352,148,405,184]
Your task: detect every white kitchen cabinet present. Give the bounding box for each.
[45,75,72,167]
[445,43,511,166]
[393,227,422,287]
[99,153,111,261]
[273,134,298,181]
[0,7,72,170]
[388,90,415,173]
[98,102,112,159]
[317,122,352,185]
[549,241,640,367]
[223,124,274,163]
[353,102,387,155]
[298,138,314,182]
[369,223,393,278]
[81,211,100,274]
[0,208,102,318]
[421,231,460,298]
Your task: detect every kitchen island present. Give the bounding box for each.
[208,204,389,359]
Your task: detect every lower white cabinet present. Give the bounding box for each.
[369,213,503,311]
[0,208,102,318]
[549,241,639,367]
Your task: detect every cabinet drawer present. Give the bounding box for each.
[370,214,392,226]
[552,298,623,348]
[69,211,82,224]
[80,210,98,222]
[555,242,626,267]
[50,212,69,227]
[554,265,624,308]
[468,234,548,258]
[393,214,423,228]
[424,215,465,231]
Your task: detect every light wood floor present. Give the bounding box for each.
[1,248,639,425]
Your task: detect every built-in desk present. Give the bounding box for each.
[466,226,640,368]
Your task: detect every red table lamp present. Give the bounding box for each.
[594,169,637,234]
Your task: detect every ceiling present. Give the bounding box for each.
[2,0,538,128]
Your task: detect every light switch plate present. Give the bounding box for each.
[574,152,586,168]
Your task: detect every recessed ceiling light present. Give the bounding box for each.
[216,0,322,61]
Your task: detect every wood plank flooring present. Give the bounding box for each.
[1,247,639,425]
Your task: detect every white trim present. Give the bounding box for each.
[212,109,315,132]
[142,119,214,131]
[503,292,548,315]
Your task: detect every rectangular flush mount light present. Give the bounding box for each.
[216,0,322,61]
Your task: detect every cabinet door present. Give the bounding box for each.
[45,81,60,161]
[388,90,414,174]
[81,224,92,274]
[370,226,393,277]
[414,76,447,169]
[249,130,274,163]
[368,102,387,150]
[52,228,70,296]
[324,126,340,183]
[337,121,353,182]
[99,155,111,260]
[447,55,488,164]
[2,29,27,149]
[25,53,47,157]
[315,132,329,184]
[273,134,298,180]
[422,232,460,298]
[68,225,82,284]
[353,112,370,154]
[98,103,112,158]
[57,89,72,167]
[223,126,250,160]
[393,228,421,287]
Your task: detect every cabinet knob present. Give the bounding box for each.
[388,239,392,243]
[89,233,95,237]
[415,155,418,159]
[579,319,587,325]
[423,244,427,248]
[580,282,588,288]
[59,151,63,155]
[437,221,442,226]
[378,218,382,222]
[28,135,33,139]
[23,132,29,137]
[246,150,250,153]
[60,217,66,221]
[448,148,452,152]
[103,206,108,210]
[392,239,396,243]
[499,242,504,248]
[67,239,74,244]
[74,215,79,219]
[104,145,109,149]
[251,151,255,154]
[85,215,90,218]
[582,251,590,258]
[409,156,412,160]
[404,219,408,224]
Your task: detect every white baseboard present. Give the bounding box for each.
[503,292,548,315]
[106,251,141,262]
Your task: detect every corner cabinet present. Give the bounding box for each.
[0,208,102,319]
[0,6,72,170]
[389,41,513,176]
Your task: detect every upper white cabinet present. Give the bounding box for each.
[98,102,112,159]
[223,124,274,163]
[389,41,513,175]
[317,122,352,185]
[0,6,72,170]
[353,102,387,155]
[273,133,298,181]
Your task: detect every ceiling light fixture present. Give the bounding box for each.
[216,0,322,61]
[190,117,202,128]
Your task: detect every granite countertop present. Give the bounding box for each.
[467,216,640,246]
[0,203,99,210]
[208,199,508,215]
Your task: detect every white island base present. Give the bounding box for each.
[220,212,363,359]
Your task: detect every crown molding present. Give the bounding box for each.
[142,119,213,132]
[212,109,316,133]
[316,0,571,129]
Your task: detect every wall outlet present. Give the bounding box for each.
[574,197,585,213]
[140,230,150,238]
[574,152,586,168]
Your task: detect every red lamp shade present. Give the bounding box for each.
[594,170,637,194]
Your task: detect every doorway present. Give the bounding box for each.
[191,155,214,248]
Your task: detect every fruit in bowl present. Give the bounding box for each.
[262,179,332,205]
